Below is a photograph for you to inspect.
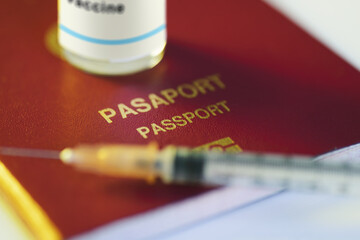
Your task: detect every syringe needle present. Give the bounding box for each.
[0,147,61,160]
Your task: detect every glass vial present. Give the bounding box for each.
[58,0,166,75]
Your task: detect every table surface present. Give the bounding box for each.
[1,1,360,239]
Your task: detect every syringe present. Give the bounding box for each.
[60,142,360,196]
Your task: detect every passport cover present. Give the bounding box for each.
[1,0,360,239]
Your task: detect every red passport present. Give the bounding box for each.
[1,1,360,239]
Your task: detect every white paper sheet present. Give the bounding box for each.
[264,0,360,72]
[0,196,33,240]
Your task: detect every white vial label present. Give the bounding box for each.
[58,0,166,61]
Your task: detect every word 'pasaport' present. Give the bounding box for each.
[98,74,225,124]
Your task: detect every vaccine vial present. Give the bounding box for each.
[58,0,166,75]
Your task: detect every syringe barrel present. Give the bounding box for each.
[171,149,360,195]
